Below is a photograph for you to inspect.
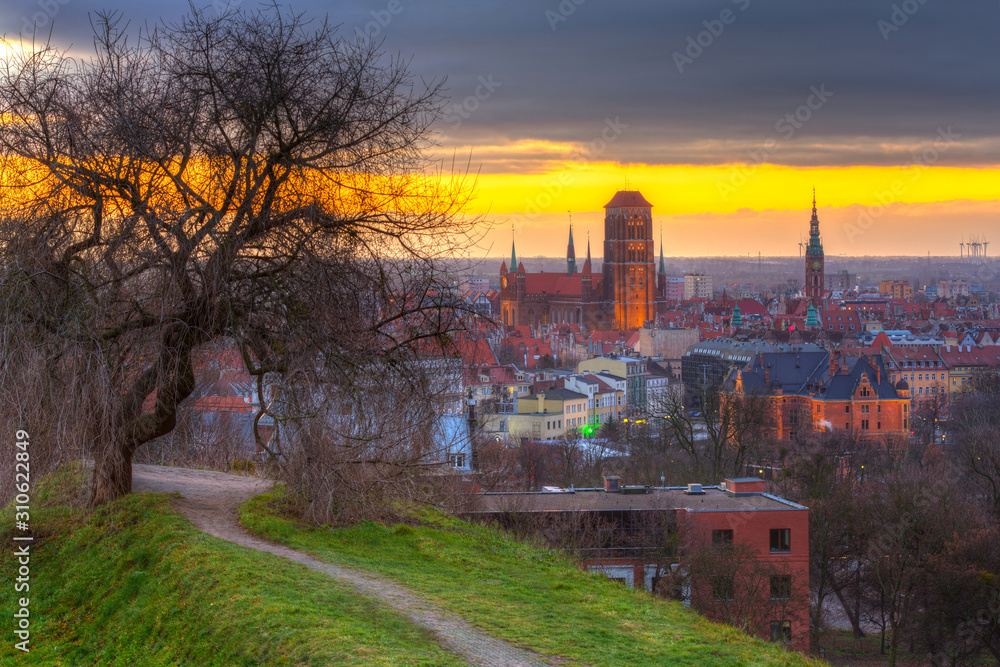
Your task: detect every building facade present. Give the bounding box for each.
[684,273,713,300]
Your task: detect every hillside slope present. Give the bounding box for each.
[0,492,464,666]
[241,492,824,667]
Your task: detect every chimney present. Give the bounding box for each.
[603,475,622,493]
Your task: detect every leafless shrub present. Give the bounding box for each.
[276,358,472,525]
[0,5,481,506]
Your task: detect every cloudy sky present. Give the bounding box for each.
[3,0,998,257]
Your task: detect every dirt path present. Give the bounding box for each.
[132,464,553,667]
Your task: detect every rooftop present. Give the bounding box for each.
[469,486,804,514]
[604,190,653,209]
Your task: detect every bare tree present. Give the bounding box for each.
[0,6,477,505]
[685,536,806,645]
[649,382,772,483]
[950,374,1000,519]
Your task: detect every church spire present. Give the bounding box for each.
[510,237,517,271]
[567,216,577,275]
[807,189,822,255]
[658,226,666,274]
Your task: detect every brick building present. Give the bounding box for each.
[498,191,661,331]
[725,349,911,441]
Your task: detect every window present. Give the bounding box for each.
[712,576,734,601]
[449,453,466,468]
[845,405,850,414]
[861,405,869,414]
[770,575,792,600]
[877,421,881,430]
[770,529,790,552]
[770,620,792,643]
[712,529,734,547]
[862,419,869,430]
[877,404,881,413]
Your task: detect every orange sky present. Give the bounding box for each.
[455,156,1000,258]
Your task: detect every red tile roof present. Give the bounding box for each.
[604,190,653,208]
[939,346,1000,367]
[523,272,584,296]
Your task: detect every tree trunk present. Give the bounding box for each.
[834,578,866,638]
[91,444,133,506]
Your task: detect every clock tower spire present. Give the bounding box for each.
[805,188,825,306]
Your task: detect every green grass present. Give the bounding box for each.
[240,491,825,667]
[0,479,465,666]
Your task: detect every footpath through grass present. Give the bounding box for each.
[0,475,465,667]
[241,491,824,667]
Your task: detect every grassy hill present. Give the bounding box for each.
[2,471,822,666]
[0,478,463,666]
[239,492,822,667]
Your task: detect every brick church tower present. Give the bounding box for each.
[602,191,656,329]
[805,189,825,305]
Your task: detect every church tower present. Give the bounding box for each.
[602,190,656,329]
[805,189,825,305]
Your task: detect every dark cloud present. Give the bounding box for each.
[5,0,998,167]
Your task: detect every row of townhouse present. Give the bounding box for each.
[477,355,660,443]
[881,344,1000,401]
[480,374,627,442]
